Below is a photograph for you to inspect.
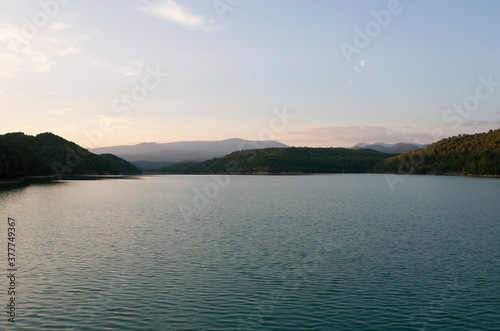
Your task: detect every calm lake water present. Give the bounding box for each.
[0,174,499,330]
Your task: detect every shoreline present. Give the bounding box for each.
[151,172,500,177]
[2,172,498,185]
[0,174,141,186]
[0,179,25,185]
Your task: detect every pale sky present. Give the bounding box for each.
[1,0,499,148]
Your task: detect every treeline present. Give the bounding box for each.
[374,129,500,175]
[158,147,396,174]
[0,132,141,179]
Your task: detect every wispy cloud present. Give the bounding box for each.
[0,21,88,76]
[89,59,143,77]
[462,119,500,127]
[276,126,434,147]
[50,22,73,31]
[139,0,220,31]
[0,87,24,100]
[49,108,70,115]
[43,89,57,95]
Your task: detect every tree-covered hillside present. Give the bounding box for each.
[0,140,39,179]
[158,147,396,174]
[0,132,141,179]
[374,129,500,175]
[98,154,142,174]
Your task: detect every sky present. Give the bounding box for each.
[1,0,499,148]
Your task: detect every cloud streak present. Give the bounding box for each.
[140,0,220,32]
[0,21,88,76]
[49,108,70,115]
[462,119,500,127]
[89,59,143,77]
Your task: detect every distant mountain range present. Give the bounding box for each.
[351,142,428,154]
[2,131,497,179]
[90,138,289,169]
[90,139,430,170]
[155,129,500,176]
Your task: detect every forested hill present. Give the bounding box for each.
[158,147,396,174]
[0,132,141,179]
[97,153,143,175]
[374,129,500,175]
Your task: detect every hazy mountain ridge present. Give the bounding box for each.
[91,138,289,167]
[93,139,428,169]
[119,150,222,163]
[351,142,428,154]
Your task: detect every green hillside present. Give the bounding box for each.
[158,147,396,174]
[98,153,142,174]
[0,132,141,179]
[374,129,500,175]
[0,140,38,179]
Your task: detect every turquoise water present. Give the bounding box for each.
[0,174,499,330]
